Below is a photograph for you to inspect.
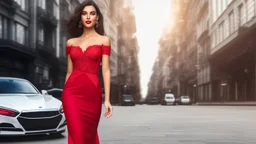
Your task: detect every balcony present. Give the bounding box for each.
[197,18,209,41]
[0,0,20,15]
[36,41,56,58]
[0,39,35,58]
[37,6,58,28]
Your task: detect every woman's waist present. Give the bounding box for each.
[72,69,99,76]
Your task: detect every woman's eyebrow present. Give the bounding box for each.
[82,10,96,13]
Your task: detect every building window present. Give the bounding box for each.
[247,0,255,21]
[52,30,56,48]
[229,11,235,34]
[239,4,246,26]
[0,15,2,39]
[38,0,46,9]
[12,23,15,41]
[53,3,58,18]
[212,0,217,23]
[219,21,224,43]
[35,66,43,84]
[38,25,44,43]
[217,0,222,17]
[212,32,215,48]
[15,0,25,11]
[16,23,26,44]
[3,17,8,39]
[62,36,67,57]
[222,0,227,10]
[215,30,218,46]
[128,56,132,64]
[43,67,49,80]
[216,27,219,45]
[203,40,207,59]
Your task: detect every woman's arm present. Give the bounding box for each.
[102,37,111,102]
[102,36,112,118]
[65,39,73,85]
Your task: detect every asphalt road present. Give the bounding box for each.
[1,105,256,144]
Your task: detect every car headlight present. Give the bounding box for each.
[59,105,64,113]
[0,107,19,117]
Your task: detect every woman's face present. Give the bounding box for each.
[81,5,98,28]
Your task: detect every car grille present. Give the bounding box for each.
[17,111,62,131]
[19,111,60,118]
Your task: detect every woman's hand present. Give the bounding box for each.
[104,101,112,118]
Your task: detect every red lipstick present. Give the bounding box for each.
[86,21,91,24]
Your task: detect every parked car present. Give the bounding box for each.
[146,96,160,105]
[0,77,66,136]
[137,99,146,105]
[161,93,176,105]
[176,96,192,105]
[46,88,63,101]
[121,94,135,106]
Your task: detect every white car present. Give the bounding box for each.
[161,93,176,105]
[176,96,192,105]
[0,77,66,136]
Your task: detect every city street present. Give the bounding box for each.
[1,105,256,144]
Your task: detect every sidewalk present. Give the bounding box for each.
[196,101,256,106]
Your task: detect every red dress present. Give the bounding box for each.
[62,44,111,144]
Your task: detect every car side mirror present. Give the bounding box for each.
[41,90,49,95]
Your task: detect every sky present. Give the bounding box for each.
[132,0,173,98]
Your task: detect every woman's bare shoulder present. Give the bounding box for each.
[66,38,78,46]
[100,36,111,46]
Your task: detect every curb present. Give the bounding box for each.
[196,103,256,106]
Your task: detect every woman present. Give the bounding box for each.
[62,0,113,143]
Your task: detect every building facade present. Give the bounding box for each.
[196,0,211,102]
[167,0,256,102]
[209,0,256,102]
[0,0,35,80]
[115,0,141,103]
[0,0,61,90]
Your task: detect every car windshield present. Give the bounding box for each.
[0,79,38,94]
[123,95,133,100]
[165,93,174,99]
[182,96,189,99]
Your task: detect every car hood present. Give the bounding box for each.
[0,94,62,112]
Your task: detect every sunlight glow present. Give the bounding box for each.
[132,0,172,99]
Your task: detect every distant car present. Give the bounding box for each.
[0,77,66,136]
[147,96,160,105]
[137,99,146,105]
[176,96,192,105]
[46,88,63,101]
[121,94,135,106]
[161,93,176,105]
